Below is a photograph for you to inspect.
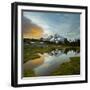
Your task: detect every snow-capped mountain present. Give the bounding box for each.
[42,34,65,43]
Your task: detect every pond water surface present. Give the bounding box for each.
[24,48,80,76]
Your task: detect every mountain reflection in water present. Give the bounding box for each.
[24,49,80,76]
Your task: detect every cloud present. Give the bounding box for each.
[22,16,43,39]
[23,11,80,40]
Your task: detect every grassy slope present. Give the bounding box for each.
[23,57,80,77]
[23,69,35,77]
[24,44,80,63]
[52,57,80,75]
[24,45,53,63]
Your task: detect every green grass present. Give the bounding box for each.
[24,45,54,63]
[24,43,80,63]
[52,57,80,75]
[23,57,80,77]
[23,69,35,77]
[23,39,80,77]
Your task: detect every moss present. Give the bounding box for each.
[23,43,80,63]
[52,57,80,75]
[23,57,80,77]
[23,69,35,77]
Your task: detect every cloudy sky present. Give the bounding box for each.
[22,11,80,40]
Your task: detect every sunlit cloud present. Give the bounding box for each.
[22,11,80,40]
[22,16,43,39]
